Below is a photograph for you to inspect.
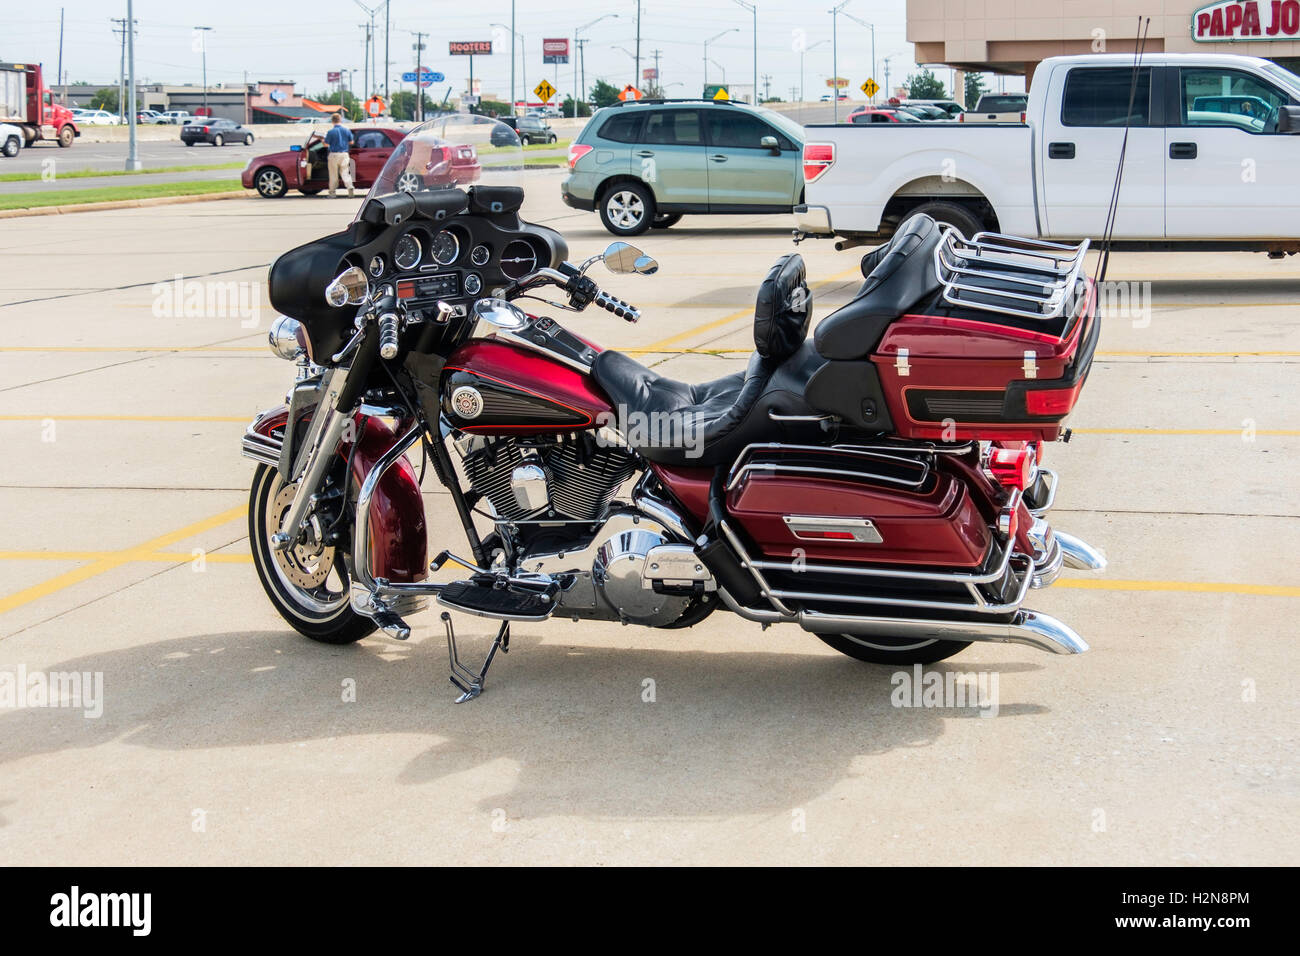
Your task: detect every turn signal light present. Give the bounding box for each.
[802,143,835,183]
[568,143,593,169]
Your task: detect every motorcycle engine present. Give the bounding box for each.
[453,433,701,626]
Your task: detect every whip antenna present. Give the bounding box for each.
[1094,16,1150,286]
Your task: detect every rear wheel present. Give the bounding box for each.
[818,632,971,665]
[600,182,655,236]
[651,213,682,229]
[255,166,287,198]
[248,464,375,645]
[1,136,19,158]
[907,200,984,239]
[213,134,224,146]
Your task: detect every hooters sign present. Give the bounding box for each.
[1193,0,1300,40]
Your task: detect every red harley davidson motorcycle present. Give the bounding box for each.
[242,117,1105,702]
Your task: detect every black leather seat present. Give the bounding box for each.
[591,253,819,467]
[813,213,943,360]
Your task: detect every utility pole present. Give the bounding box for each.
[634,0,641,90]
[57,8,64,105]
[111,18,127,123]
[125,0,140,169]
[384,0,390,100]
[761,72,771,102]
[830,0,848,123]
[510,0,516,116]
[411,31,427,121]
[883,55,892,99]
[358,24,370,101]
[733,0,756,104]
[842,11,876,104]
[194,26,212,117]
[652,48,662,95]
[578,39,588,110]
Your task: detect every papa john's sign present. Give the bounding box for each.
[1193,0,1300,40]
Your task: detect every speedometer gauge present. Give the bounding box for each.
[499,239,538,280]
[431,230,460,266]
[393,234,422,272]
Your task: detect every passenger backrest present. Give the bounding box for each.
[753,253,812,361]
[813,214,943,360]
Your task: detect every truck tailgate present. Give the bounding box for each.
[801,125,1037,238]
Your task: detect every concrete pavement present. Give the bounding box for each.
[0,170,1296,865]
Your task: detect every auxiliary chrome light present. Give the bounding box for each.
[268,315,307,361]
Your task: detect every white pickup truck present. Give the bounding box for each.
[795,53,1300,255]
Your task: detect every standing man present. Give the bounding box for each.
[325,113,355,198]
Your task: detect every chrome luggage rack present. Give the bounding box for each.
[934,227,1090,320]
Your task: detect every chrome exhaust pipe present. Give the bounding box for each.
[1055,531,1107,572]
[713,589,1089,655]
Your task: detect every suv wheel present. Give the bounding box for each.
[1,136,19,158]
[600,183,654,236]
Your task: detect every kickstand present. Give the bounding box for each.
[442,611,509,704]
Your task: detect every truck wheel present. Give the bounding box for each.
[1,136,19,158]
[818,632,971,665]
[600,182,655,236]
[908,201,983,239]
[57,125,74,148]
[255,167,288,198]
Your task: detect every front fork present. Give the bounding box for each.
[271,367,350,552]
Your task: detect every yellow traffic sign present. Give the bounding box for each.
[712,86,729,101]
[534,79,556,102]
[861,78,879,98]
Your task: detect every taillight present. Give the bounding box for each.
[201,126,210,133]
[567,143,593,169]
[1025,384,1081,416]
[802,142,834,183]
[958,113,965,123]
[986,446,1034,491]
[1019,111,1026,123]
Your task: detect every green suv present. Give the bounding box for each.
[561,99,806,236]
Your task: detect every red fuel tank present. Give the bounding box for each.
[442,337,613,434]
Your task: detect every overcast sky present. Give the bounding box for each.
[3,0,967,102]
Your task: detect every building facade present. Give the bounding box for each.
[909,0,1300,87]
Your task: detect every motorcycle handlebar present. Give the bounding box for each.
[377,312,401,360]
[593,289,639,322]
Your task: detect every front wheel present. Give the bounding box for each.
[243,133,254,145]
[600,182,655,236]
[248,464,376,644]
[213,134,224,146]
[1,136,19,158]
[57,125,74,147]
[255,166,287,197]
[818,632,971,665]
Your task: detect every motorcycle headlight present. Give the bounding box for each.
[268,315,309,361]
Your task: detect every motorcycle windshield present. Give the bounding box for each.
[356,114,524,217]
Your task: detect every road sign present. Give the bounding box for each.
[542,38,570,65]
[618,84,643,102]
[534,79,556,103]
[861,78,879,97]
[364,95,385,117]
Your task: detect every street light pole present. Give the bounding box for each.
[575,14,619,118]
[733,0,756,104]
[703,28,738,94]
[195,26,212,118]
[829,1,847,122]
[709,59,726,88]
[510,0,516,116]
[125,0,140,169]
[842,11,875,104]
[800,39,826,104]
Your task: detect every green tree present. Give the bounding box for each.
[310,89,360,120]
[389,90,436,121]
[560,95,592,118]
[964,72,988,109]
[89,88,118,112]
[588,79,621,109]
[906,69,947,100]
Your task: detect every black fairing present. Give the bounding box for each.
[268,223,370,363]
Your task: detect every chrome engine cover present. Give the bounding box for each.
[516,507,693,626]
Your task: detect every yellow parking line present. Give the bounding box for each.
[0,414,248,423]
[0,505,246,617]
[0,550,251,563]
[1073,428,1300,436]
[0,346,264,353]
[1096,350,1300,357]
[1055,579,1300,598]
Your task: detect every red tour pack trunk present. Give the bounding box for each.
[873,232,1100,442]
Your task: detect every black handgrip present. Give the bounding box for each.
[594,289,639,322]
[377,313,401,359]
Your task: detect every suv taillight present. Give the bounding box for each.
[802,143,834,183]
[568,143,593,170]
[1019,111,1026,124]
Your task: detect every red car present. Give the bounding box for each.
[844,107,921,125]
[242,126,481,198]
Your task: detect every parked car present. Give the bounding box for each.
[75,109,120,126]
[242,126,478,198]
[562,98,806,235]
[845,107,921,124]
[516,113,557,144]
[529,106,561,118]
[156,110,196,125]
[0,122,22,157]
[819,93,850,101]
[181,117,254,146]
[907,98,965,117]
[796,52,1300,255]
[490,118,522,147]
[894,103,953,121]
[136,109,161,123]
[960,92,1029,123]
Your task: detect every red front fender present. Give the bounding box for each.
[249,406,427,584]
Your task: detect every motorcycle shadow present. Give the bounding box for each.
[0,627,1047,820]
